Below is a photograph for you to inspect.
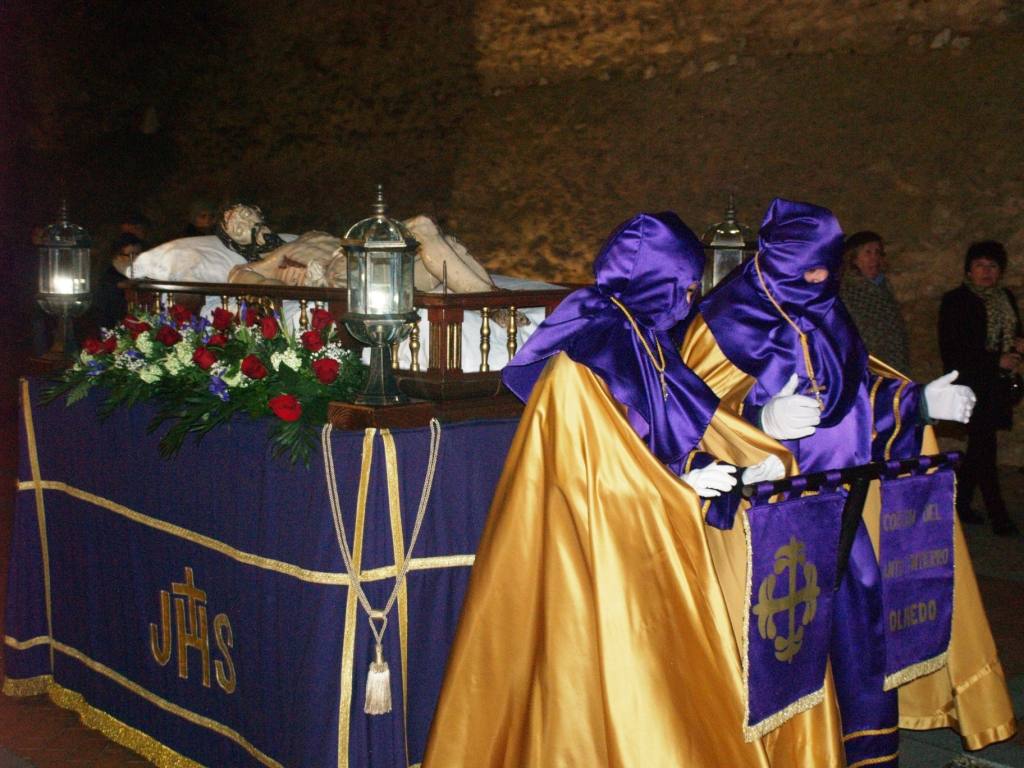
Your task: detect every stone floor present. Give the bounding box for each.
[0,409,1022,766]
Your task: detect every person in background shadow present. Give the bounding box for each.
[839,231,911,373]
[182,200,216,237]
[939,240,1023,536]
[90,232,142,332]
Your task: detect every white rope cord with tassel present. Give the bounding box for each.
[321,419,442,715]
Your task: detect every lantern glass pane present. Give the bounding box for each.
[368,252,397,314]
[39,245,90,294]
[347,248,368,314]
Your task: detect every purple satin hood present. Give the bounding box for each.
[700,198,867,427]
[503,212,719,471]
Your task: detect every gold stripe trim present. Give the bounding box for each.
[382,429,411,768]
[868,375,883,442]
[2,674,53,696]
[883,379,910,460]
[847,752,899,768]
[843,726,898,741]
[15,480,475,583]
[21,378,54,670]
[48,639,283,766]
[337,428,375,768]
[4,633,50,650]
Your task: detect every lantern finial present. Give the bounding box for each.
[373,184,387,218]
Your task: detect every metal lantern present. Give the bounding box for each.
[342,186,420,405]
[37,202,92,357]
[701,195,755,295]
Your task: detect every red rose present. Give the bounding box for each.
[211,307,234,331]
[207,333,228,347]
[242,305,257,327]
[268,393,302,422]
[102,336,118,354]
[83,338,103,355]
[311,357,340,384]
[123,316,152,339]
[301,330,324,352]
[192,347,217,371]
[241,354,268,380]
[260,316,279,340]
[155,325,182,346]
[170,304,192,327]
[311,308,334,332]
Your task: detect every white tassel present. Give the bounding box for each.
[364,644,392,715]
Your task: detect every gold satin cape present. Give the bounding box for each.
[423,353,845,767]
[681,315,1017,752]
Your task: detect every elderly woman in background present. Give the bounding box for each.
[939,240,1023,536]
[839,231,911,372]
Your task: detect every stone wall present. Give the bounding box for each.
[472,0,1007,87]
[9,0,1024,462]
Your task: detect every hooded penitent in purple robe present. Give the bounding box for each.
[503,211,719,474]
[684,198,1014,767]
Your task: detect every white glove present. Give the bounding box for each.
[924,370,976,424]
[760,373,821,440]
[741,454,786,486]
[682,462,738,498]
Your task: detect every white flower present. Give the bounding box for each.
[164,355,183,375]
[270,349,302,372]
[140,364,163,383]
[175,340,196,366]
[322,342,349,363]
[113,352,144,372]
[222,368,248,388]
[135,332,154,356]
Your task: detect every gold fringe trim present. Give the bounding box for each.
[744,688,825,742]
[883,650,949,691]
[847,751,900,768]
[48,684,205,768]
[2,674,53,696]
[741,509,754,738]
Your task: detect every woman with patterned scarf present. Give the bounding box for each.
[939,240,1023,536]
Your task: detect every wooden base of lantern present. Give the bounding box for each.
[327,392,524,430]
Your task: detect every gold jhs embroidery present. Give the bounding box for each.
[149,567,236,694]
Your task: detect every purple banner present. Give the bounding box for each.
[878,470,955,689]
[744,490,844,738]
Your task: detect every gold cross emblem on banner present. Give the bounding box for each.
[752,536,821,662]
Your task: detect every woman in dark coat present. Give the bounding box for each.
[939,240,1022,536]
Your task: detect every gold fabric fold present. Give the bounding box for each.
[680,318,1017,751]
[423,353,843,767]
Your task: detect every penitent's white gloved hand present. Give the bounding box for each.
[741,454,786,486]
[924,370,976,424]
[682,462,738,498]
[760,373,821,440]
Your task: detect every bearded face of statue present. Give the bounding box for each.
[221,204,272,246]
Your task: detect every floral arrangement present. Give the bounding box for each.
[44,303,366,464]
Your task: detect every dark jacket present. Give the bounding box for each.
[938,284,1021,431]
